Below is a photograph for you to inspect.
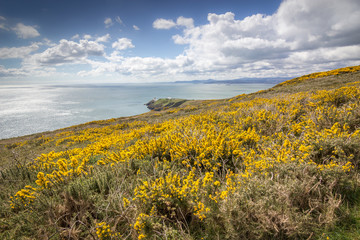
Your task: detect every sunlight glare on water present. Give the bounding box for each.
[0,83,274,139]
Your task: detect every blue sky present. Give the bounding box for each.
[0,0,359,83]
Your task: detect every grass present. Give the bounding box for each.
[145,98,189,111]
[1,65,360,239]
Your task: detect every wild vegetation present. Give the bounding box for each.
[145,98,188,111]
[1,65,360,239]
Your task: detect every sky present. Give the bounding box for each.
[0,0,360,84]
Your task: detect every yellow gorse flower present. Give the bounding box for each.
[9,75,360,240]
[95,221,121,239]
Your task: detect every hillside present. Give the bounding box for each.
[1,65,360,239]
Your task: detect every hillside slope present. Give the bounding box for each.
[1,65,360,239]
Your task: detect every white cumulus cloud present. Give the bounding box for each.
[96,34,111,43]
[153,17,194,30]
[104,18,113,28]
[167,0,360,75]
[0,16,8,31]
[0,43,40,59]
[275,0,360,50]
[176,16,194,29]
[112,38,135,50]
[12,23,40,39]
[28,39,105,66]
[83,34,92,40]
[83,0,360,82]
[0,23,9,31]
[153,18,176,29]
[2,0,360,82]
[71,34,80,40]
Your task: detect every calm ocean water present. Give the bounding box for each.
[0,83,274,139]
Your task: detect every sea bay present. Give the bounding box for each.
[0,82,274,139]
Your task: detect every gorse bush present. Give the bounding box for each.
[277,65,360,87]
[1,66,360,239]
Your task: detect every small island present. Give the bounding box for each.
[145,97,188,111]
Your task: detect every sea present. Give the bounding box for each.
[0,83,275,139]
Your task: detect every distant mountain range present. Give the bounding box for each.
[174,77,290,84]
